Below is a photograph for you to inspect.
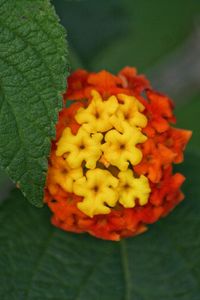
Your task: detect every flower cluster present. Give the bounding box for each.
[45,67,192,241]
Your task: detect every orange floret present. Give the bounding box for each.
[45,67,192,241]
[118,66,150,94]
[143,89,176,137]
[56,101,84,138]
[65,69,89,100]
[134,139,177,183]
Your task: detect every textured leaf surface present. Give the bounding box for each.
[0,0,69,206]
[0,152,199,300]
[0,168,13,204]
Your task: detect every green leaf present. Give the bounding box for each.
[0,0,69,207]
[0,151,199,299]
[0,167,13,204]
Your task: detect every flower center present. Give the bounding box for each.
[55,90,151,217]
[119,143,126,150]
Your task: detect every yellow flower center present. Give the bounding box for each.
[55,90,151,217]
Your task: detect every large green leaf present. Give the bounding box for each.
[0,151,199,299]
[0,0,69,207]
[0,167,13,204]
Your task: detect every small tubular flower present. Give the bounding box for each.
[110,94,147,131]
[117,169,151,208]
[74,168,119,217]
[45,67,192,241]
[47,165,83,194]
[56,127,103,169]
[102,123,147,170]
[75,90,119,133]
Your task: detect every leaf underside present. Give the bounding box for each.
[0,152,199,300]
[0,0,69,207]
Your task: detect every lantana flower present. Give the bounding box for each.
[44,67,192,241]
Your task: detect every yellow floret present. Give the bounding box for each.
[102,123,147,170]
[47,166,83,194]
[56,127,103,169]
[110,94,147,132]
[75,90,119,133]
[74,168,119,217]
[117,169,151,208]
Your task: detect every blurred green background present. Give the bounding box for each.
[0,0,199,199]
